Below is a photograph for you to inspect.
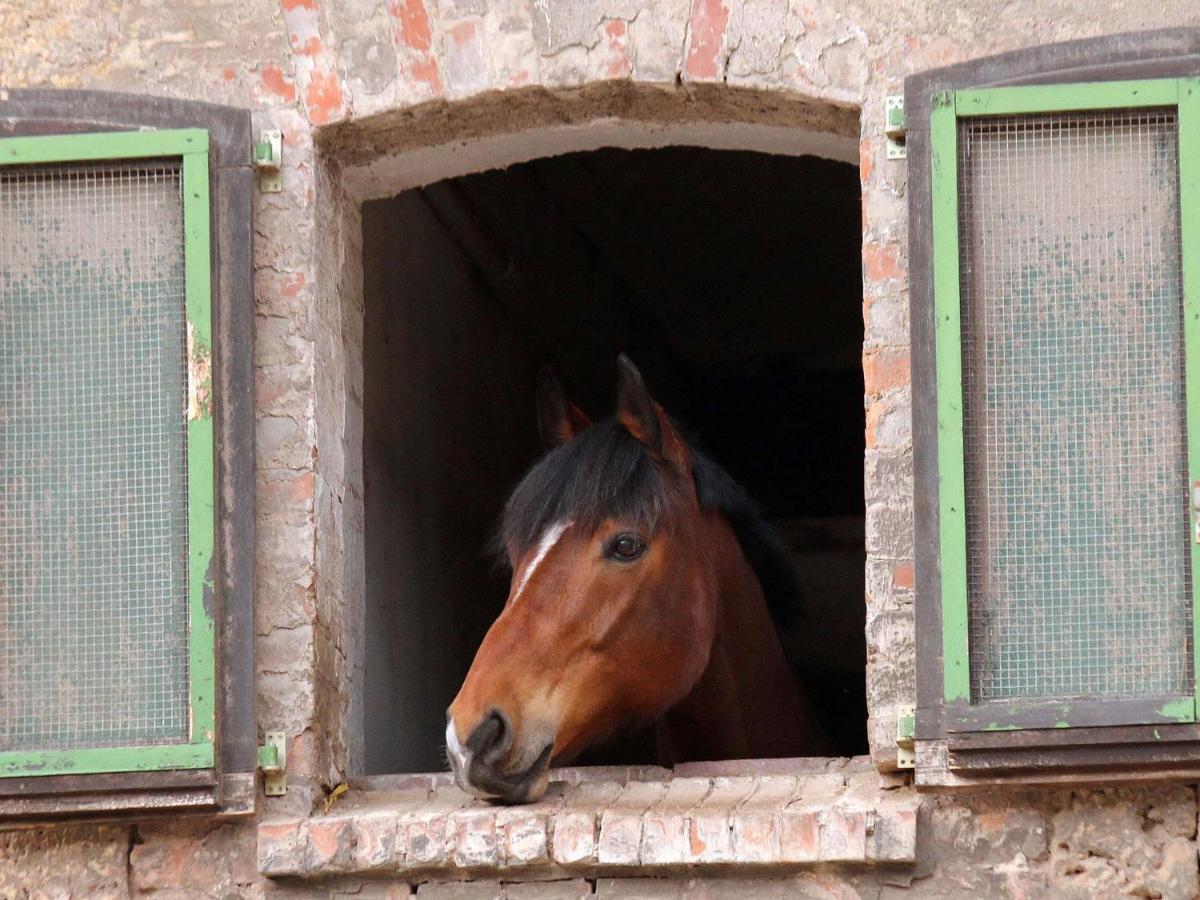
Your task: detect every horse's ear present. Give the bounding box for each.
[537,365,591,447]
[616,354,687,468]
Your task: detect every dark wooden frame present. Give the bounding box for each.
[0,91,256,819]
[908,28,1200,786]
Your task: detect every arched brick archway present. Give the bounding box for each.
[306,79,873,781]
[252,1,917,794]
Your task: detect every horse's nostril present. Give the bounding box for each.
[466,707,511,761]
[489,709,508,745]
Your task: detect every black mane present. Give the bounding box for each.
[499,418,804,628]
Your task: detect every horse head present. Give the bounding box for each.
[446,356,721,802]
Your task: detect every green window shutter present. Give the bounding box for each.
[0,129,215,776]
[934,79,1200,731]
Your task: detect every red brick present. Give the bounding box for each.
[685,777,758,865]
[865,395,911,451]
[871,802,919,862]
[597,782,667,866]
[639,778,711,865]
[674,758,832,778]
[293,35,323,56]
[730,808,778,864]
[260,64,297,102]
[819,806,870,862]
[729,777,800,864]
[506,880,593,900]
[416,882,504,900]
[550,810,599,866]
[305,817,353,873]
[892,560,915,591]
[859,135,874,186]
[551,781,622,865]
[793,773,846,805]
[388,0,442,100]
[131,823,255,892]
[602,18,632,78]
[392,0,434,51]
[685,0,730,80]
[257,820,305,877]
[442,17,488,95]
[496,809,550,867]
[304,67,347,125]
[863,348,912,395]
[862,242,903,283]
[778,806,821,863]
[351,811,403,870]
[405,814,451,867]
[448,809,500,868]
[865,400,882,450]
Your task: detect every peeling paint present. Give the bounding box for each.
[1157,698,1194,721]
[187,321,213,423]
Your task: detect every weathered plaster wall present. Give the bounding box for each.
[2,0,1200,897]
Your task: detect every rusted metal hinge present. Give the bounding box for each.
[257,731,287,796]
[253,130,282,193]
[896,703,915,769]
[885,96,906,160]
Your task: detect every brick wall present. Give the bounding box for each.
[3,1,1200,897]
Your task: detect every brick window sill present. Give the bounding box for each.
[257,757,918,880]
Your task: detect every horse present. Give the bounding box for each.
[446,355,827,803]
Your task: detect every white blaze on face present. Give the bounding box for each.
[446,719,470,787]
[510,520,572,607]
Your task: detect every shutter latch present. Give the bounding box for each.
[253,130,283,193]
[257,730,288,796]
[896,704,915,769]
[885,96,906,160]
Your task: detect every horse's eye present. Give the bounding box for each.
[606,533,647,562]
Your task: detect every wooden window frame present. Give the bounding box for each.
[0,92,255,820]
[909,28,1200,787]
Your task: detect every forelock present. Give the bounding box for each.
[499,419,676,561]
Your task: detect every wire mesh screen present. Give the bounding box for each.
[0,160,191,751]
[958,108,1192,703]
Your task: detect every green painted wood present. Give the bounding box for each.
[937,77,1199,729]
[1158,697,1195,723]
[949,695,1197,732]
[182,148,217,752]
[931,90,972,705]
[0,130,216,777]
[0,742,213,778]
[1179,78,1200,723]
[0,129,208,165]
[955,79,1179,117]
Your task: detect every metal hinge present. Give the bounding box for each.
[253,130,282,193]
[885,96,906,160]
[257,730,287,796]
[896,703,915,769]
[1192,481,1200,543]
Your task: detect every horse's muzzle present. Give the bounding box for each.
[446,711,553,804]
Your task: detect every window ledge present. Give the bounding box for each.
[257,757,918,880]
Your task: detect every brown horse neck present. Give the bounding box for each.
[655,517,828,764]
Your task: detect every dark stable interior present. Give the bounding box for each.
[361,146,866,774]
